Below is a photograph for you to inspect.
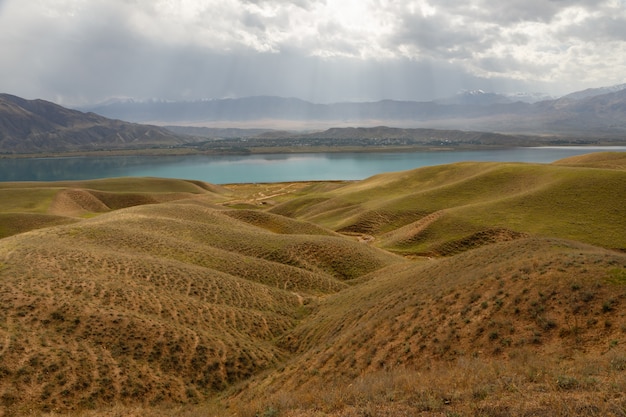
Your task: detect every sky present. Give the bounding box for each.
[1,0,625,106]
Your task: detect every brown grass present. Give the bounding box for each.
[233,352,626,417]
[0,212,78,238]
[0,193,399,415]
[0,230,301,414]
[0,177,232,238]
[1,154,626,416]
[229,237,626,416]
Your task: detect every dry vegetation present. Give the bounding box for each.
[0,153,625,417]
[232,237,626,416]
[553,151,626,170]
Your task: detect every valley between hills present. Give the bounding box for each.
[1,152,626,416]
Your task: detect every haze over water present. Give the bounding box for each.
[2,147,625,184]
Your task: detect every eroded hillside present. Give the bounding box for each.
[233,237,626,416]
[0,154,625,416]
[0,184,403,414]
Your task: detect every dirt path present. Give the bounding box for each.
[223,182,312,207]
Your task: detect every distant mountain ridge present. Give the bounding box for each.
[3,83,626,155]
[80,94,524,124]
[0,93,195,153]
[561,83,626,100]
[0,93,555,155]
[434,90,515,105]
[79,85,626,135]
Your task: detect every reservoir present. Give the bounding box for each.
[1,146,625,184]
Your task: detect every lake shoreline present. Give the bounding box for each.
[3,138,626,160]
[0,144,519,159]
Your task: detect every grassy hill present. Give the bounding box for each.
[0,154,625,416]
[0,179,401,415]
[0,177,230,238]
[553,151,626,170]
[269,160,626,253]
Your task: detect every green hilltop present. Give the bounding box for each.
[270,157,626,253]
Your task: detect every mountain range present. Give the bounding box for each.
[0,93,194,154]
[2,84,626,155]
[79,85,626,135]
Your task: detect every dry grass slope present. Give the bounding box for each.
[0,184,400,415]
[1,153,625,417]
[232,237,626,416]
[0,177,231,238]
[222,209,339,236]
[0,212,78,239]
[0,225,300,414]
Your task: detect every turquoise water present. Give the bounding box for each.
[1,147,624,184]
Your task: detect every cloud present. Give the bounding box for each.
[466,0,596,23]
[0,0,625,105]
[380,0,626,89]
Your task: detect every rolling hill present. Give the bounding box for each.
[268,157,626,253]
[0,94,196,154]
[0,154,625,416]
[232,235,626,416]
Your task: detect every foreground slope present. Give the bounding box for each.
[232,154,626,415]
[0,185,401,415]
[233,236,626,416]
[0,154,625,416]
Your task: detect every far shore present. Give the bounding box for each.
[3,141,626,159]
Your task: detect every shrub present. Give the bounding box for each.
[556,375,579,390]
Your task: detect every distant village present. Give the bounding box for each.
[179,132,616,154]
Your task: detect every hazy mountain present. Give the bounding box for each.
[81,95,530,126]
[433,89,514,105]
[561,83,626,101]
[4,83,625,155]
[503,91,554,103]
[83,96,329,124]
[0,93,554,155]
[528,88,626,134]
[0,94,195,154]
[163,126,279,138]
[79,85,626,136]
